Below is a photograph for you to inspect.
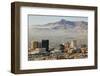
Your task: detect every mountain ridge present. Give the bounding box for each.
[30,19,88,30]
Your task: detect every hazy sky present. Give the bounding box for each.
[28,15,88,26]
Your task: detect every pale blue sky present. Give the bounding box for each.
[28,15,88,26]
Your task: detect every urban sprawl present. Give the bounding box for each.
[28,40,88,60]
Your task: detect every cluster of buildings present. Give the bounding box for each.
[28,39,88,60]
[28,40,49,54]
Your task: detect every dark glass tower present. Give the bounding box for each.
[42,40,49,52]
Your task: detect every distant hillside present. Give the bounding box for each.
[30,19,88,31]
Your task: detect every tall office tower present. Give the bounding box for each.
[64,42,70,48]
[31,41,38,50]
[70,40,77,48]
[42,40,49,52]
[64,42,70,53]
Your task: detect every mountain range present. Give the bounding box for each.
[28,19,88,48]
[30,19,88,30]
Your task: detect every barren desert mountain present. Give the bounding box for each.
[28,19,88,48]
[30,19,88,30]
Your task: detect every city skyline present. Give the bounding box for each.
[28,15,88,61]
[28,39,88,61]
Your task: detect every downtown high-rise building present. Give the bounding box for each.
[42,40,49,52]
[31,41,38,50]
[70,40,77,49]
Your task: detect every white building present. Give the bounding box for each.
[70,40,77,49]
